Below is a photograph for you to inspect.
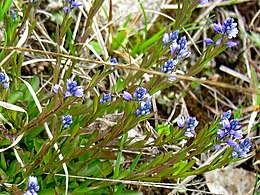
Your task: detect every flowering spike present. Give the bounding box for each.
[0,72,9,88]
[133,87,147,101]
[163,33,170,45]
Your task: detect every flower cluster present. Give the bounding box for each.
[204,18,238,47]
[123,87,152,116]
[216,110,251,158]
[62,115,73,129]
[23,176,40,195]
[0,72,9,89]
[176,116,199,137]
[161,30,190,79]
[100,93,111,104]
[52,78,84,98]
[63,0,82,13]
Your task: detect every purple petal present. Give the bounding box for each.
[123,91,133,101]
[52,84,61,93]
[63,6,69,13]
[216,38,222,45]
[213,23,223,34]
[176,116,185,128]
[74,87,84,97]
[226,41,237,47]
[222,119,230,129]
[170,41,178,55]
[204,38,213,45]
[233,131,243,139]
[200,0,209,5]
[3,83,9,89]
[226,140,237,147]
[214,144,221,150]
[168,76,176,81]
[65,91,72,98]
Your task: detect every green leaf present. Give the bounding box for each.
[7,91,23,104]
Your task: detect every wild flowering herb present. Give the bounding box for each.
[63,0,82,13]
[23,176,39,195]
[110,57,118,70]
[10,10,17,22]
[0,71,9,89]
[62,115,73,129]
[52,84,62,93]
[161,30,190,80]
[100,93,111,104]
[176,116,199,137]
[65,79,84,98]
[122,91,133,101]
[204,18,238,47]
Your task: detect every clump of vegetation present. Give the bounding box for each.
[0,0,258,194]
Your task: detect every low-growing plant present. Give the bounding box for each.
[0,0,256,194]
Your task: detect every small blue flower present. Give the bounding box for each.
[170,30,179,42]
[221,110,232,120]
[10,10,17,22]
[177,36,190,59]
[65,78,83,98]
[215,38,222,45]
[214,144,221,150]
[161,59,178,74]
[223,18,239,39]
[110,57,118,64]
[213,18,238,39]
[170,41,178,55]
[135,100,152,116]
[100,93,111,104]
[23,176,40,195]
[62,115,73,129]
[185,117,199,137]
[0,72,9,88]
[176,116,199,137]
[232,138,251,158]
[133,87,147,101]
[123,91,132,101]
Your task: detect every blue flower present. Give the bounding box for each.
[65,78,83,98]
[62,115,73,129]
[110,57,118,64]
[213,18,238,39]
[135,100,152,116]
[0,72,9,89]
[23,176,39,195]
[217,118,242,139]
[161,59,178,74]
[177,36,190,59]
[100,93,111,104]
[176,116,199,137]
[170,30,179,42]
[185,117,199,137]
[223,18,239,39]
[231,138,251,158]
[63,0,82,13]
[133,87,147,101]
[221,110,232,120]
